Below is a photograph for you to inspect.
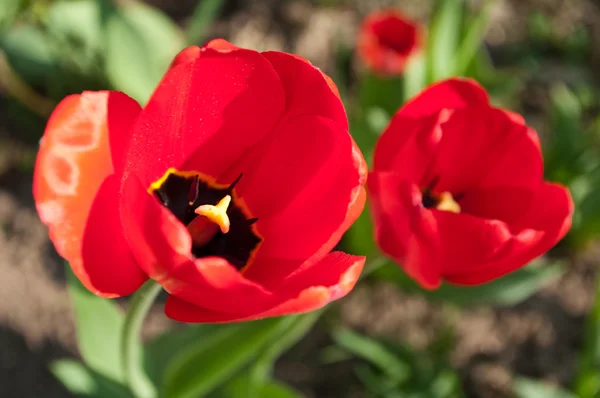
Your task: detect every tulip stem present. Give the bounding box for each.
[121,280,162,398]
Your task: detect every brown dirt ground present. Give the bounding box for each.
[1,0,600,397]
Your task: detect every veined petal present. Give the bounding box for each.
[262,51,348,129]
[444,183,573,284]
[398,78,489,119]
[121,40,286,187]
[218,115,365,288]
[367,171,441,289]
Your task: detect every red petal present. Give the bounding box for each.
[262,51,348,129]
[169,40,240,70]
[164,252,364,323]
[81,175,148,294]
[122,43,286,187]
[204,38,240,52]
[398,78,489,119]
[424,107,543,198]
[372,112,443,184]
[34,91,146,297]
[168,46,201,69]
[444,183,573,284]
[367,171,441,289]
[219,115,365,288]
[434,211,514,273]
[162,256,273,314]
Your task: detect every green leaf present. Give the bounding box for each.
[1,25,57,86]
[104,2,185,104]
[402,52,426,100]
[514,378,577,398]
[375,260,563,307]
[50,359,133,398]
[66,265,125,383]
[255,381,303,398]
[427,0,463,82]
[50,359,97,395]
[365,107,390,135]
[453,0,494,75]
[342,204,378,257]
[545,82,585,185]
[162,317,295,398]
[187,0,225,44]
[0,0,23,31]
[144,323,224,381]
[572,171,600,247]
[574,277,600,397]
[574,371,600,398]
[215,376,303,398]
[46,0,104,55]
[249,312,321,393]
[332,329,409,383]
[358,72,403,117]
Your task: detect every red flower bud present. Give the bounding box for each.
[34,40,367,322]
[357,9,422,75]
[368,78,573,288]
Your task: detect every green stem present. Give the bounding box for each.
[122,280,162,398]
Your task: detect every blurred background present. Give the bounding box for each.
[2,0,600,397]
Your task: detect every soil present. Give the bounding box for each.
[1,0,599,397]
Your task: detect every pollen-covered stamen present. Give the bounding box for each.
[195,195,232,233]
[187,195,231,247]
[421,177,461,214]
[436,192,461,213]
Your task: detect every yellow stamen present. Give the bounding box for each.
[194,195,232,233]
[436,192,461,214]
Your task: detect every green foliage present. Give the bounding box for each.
[66,265,126,384]
[545,83,586,185]
[1,24,57,86]
[213,376,303,398]
[427,0,463,82]
[50,359,133,398]
[248,312,322,387]
[162,316,297,398]
[573,277,600,398]
[0,0,23,32]
[1,0,188,103]
[187,0,225,44]
[515,378,577,398]
[374,260,563,308]
[331,329,464,397]
[59,265,317,398]
[104,1,185,104]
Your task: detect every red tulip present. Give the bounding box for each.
[368,78,573,289]
[34,39,367,322]
[357,9,421,75]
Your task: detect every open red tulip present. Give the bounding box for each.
[357,9,421,75]
[34,39,367,322]
[368,78,573,289]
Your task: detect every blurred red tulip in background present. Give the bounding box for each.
[357,9,422,75]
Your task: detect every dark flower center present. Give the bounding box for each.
[149,169,262,270]
[421,178,462,214]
